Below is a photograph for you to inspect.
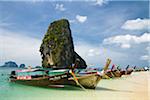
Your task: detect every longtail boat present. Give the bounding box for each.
[102,64,123,79]
[9,68,102,89]
[126,69,133,75]
[10,68,71,87]
[109,65,121,78]
[68,72,101,89]
[133,66,149,72]
[102,69,114,79]
[115,65,133,75]
[10,69,50,87]
[10,59,111,89]
[67,59,111,89]
[123,65,133,75]
[48,59,111,89]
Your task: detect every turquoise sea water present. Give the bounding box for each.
[0,68,137,100]
[0,68,104,100]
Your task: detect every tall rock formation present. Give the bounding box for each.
[40,19,87,69]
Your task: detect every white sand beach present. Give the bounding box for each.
[42,71,150,100]
[93,71,150,100]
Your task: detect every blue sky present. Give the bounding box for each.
[0,0,149,68]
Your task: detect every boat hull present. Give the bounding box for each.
[10,74,70,87]
[121,69,133,75]
[126,70,133,75]
[102,71,114,79]
[10,77,50,87]
[10,70,102,89]
[68,73,101,89]
[112,70,123,77]
[102,70,124,79]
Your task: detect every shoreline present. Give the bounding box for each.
[0,70,149,100]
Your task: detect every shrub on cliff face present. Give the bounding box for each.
[40,19,87,69]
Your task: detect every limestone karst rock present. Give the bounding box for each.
[40,19,87,69]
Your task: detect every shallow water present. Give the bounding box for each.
[0,68,102,100]
[0,68,148,100]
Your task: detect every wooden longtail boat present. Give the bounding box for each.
[10,59,111,89]
[115,65,133,75]
[10,69,70,87]
[125,68,133,75]
[10,69,50,87]
[10,69,102,89]
[10,77,50,87]
[48,58,111,89]
[111,65,124,77]
[133,66,149,72]
[112,70,123,77]
[102,64,123,79]
[123,65,133,75]
[68,73,101,89]
[102,70,114,79]
[67,59,112,89]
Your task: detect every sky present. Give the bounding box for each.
[0,0,149,68]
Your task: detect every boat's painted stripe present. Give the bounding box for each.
[49,69,68,72]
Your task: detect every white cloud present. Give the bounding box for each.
[121,44,131,49]
[94,0,107,6]
[121,18,150,30]
[55,4,66,11]
[74,40,149,67]
[88,49,101,57]
[0,28,42,66]
[69,15,87,24]
[140,55,150,61]
[76,15,87,23]
[74,41,127,67]
[89,49,95,53]
[103,33,150,49]
[69,19,76,23]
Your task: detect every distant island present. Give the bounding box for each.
[0,61,25,68]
